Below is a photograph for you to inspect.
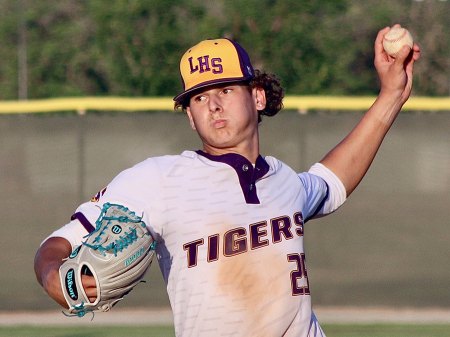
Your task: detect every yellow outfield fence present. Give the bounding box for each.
[0,96,449,114]
[0,97,174,114]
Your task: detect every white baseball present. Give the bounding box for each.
[382,26,413,57]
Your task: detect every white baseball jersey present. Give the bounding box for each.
[48,150,346,337]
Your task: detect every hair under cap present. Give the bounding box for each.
[173,38,255,102]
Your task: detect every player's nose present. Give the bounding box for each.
[208,94,223,114]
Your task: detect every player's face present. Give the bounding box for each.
[186,83,266,159]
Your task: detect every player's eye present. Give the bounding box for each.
[222,88,233,95]
[193,95,207,103]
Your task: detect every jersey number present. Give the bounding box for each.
[287,253,310,296]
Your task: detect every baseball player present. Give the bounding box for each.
[35,25,420,336]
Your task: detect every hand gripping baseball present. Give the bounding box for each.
[375,25,421,107]
[59,203,156,317]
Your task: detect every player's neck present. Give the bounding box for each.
[202,142,260,164]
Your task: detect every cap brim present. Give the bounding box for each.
[173,75,254,103]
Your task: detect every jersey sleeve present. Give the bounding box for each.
[306,162,347,219]
[41,219,91,249]
[43,158,165,249]
[298,162,346,221]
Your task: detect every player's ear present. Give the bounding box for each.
[253,87,266,111]
[186,107,197,130]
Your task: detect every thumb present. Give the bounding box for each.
[394,45,412,64]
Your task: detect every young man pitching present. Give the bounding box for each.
[35,25,420,336]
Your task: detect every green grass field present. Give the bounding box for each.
[2,324,450,337]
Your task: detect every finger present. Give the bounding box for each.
[81,274,96,287]
[400,42,420,79]
[81,275,98,302]
[395,44,413,63]
[374,26,391,63]
[375,26,390,52]
[405,45,419,78]
[412,43,421,61]
[84,286,97,298]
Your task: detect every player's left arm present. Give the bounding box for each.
[319,25,421,197]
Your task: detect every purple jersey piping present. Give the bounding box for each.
[71,212,95,233]
[196,150,269,204]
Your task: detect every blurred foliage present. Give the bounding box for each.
[0,0,448,99]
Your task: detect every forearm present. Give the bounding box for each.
[319,25,420,197]
[320,91,404,196]
[34,237,72,308]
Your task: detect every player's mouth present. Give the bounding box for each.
[212,119,227,129]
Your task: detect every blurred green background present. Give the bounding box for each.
[1,0,449,100]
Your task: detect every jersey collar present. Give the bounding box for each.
[196,150,269,204]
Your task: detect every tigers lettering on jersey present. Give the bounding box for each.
[183,212,304,268]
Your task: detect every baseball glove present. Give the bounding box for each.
[59,202,156,317]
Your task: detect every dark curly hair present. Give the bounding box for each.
[250,69,284,121]
[174,69,284,122]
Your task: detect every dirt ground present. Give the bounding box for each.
[1,306,450,326]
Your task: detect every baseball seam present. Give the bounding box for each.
[384,29,407,43]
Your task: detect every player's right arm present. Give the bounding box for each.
[35,158,163,309]
[319,26,420,197]
[34,237,72,308]
[34,236,97,308]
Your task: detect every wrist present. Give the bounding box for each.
[372,91,405,126]
[42,265,68,308]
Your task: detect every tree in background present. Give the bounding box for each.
[0,0,448,99]
[0,1,22,99]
